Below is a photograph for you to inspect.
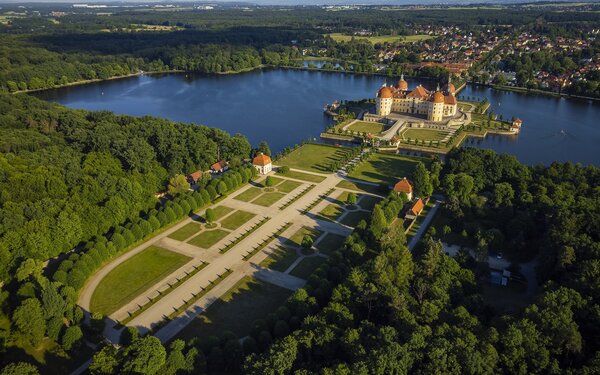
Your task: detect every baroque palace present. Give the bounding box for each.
[376,75,458,122]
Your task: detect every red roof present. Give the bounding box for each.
[188,170,202,182]
[407,85,429,99]
[409,198,425,216]
[252,153,272,166]
[378,86,393,99]
[393,178,413,194]
[211,160,227,171]
[444,95,457,105]
[513,118,522,124]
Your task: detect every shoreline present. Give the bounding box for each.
[472,82,600,102]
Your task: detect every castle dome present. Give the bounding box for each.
[397,78,408,91]
[378,86,393,99]
[433,91,445,103]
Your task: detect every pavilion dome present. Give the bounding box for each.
[433,91,445,103]
[397,78,408,91]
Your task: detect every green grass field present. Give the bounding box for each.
[336,180,384,195]
[259,246,299,272]
[328,33,432,44]
[90,246,190,315]
[188,229,230,249]
[340,210,370,228]
[210,206,234,220]
[174,277,292,342]
[317,203,345,222]
[276,144,349,173]
[348,121,386,134]
[234,187,263,202]
[315,233,346,255]
[277,180,302,193]
[289,256,327,279]
[220,210,256,230]
[348,153,428,185]
[285,226,323,247]
[167,222,203,241]
[277,169,326,183]
[358,195,381,211]
[251,192,287,207]
[402,128,449,142]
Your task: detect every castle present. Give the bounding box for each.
[376,75,458,122]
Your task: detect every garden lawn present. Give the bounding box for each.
[90,246,190,315]
[348,153,428,185]
[220,210,256,230]
[277,169,326,183]
[358,195,381,211]
[210,205,234,220]
[234,187,263,202]
[402,128,449,142]
[315,233,345,255]
[276,144,348,173]
[317,204,345,222]
[174,277,292,342]
[167,222,202,241]
[348,121,385,134]
[261,176,283,187]
[251,192,286,207]
[336,180,383,195]
[259,246,299,272]
[277,180,302,193]
[285,226,323,247]
[289,256,327,279]
[188,229,230,249]
[340,210,370,227]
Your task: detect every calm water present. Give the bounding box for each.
[34,69,600,166]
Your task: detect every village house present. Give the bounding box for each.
[187,170,203,185]
[405,198,425,220]
[210,160,229,174]
[393,178,413,200]
[252,152,272,175]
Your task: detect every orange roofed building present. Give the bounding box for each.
[252,153,272,175]
[405,198,425,220]
[393,178,413,200]
[210,160,228,174]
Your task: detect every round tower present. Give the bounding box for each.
[376,85,393,116]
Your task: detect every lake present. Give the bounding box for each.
[34,68,600,166]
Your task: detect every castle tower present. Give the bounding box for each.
[428,84,445,122]
[376,84,393,116]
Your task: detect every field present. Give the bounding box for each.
[328,33,432,44]
[251,191,286,207]
[401,128,449,142]
[358,195,381,210]
[340,210,370,227]
[174,277,292,342]
[276,144,349,173]
[234,187,263,202]
[315,233,345,255]
[317,204,345,222]
[277,180,302,193]
[188,229,230,249]
[348,153,427,185]
[277,169,326,183]
[220,210,256,230]
[90,246,190,315]
[260,246,299,272]
[348,121,386,134]
[286,226,323,247]
[210,206,234,220]
[289,257,327,279]
[168,222,202,241]
[336,180,384,195]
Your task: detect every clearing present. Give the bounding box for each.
[276,144,349,174]
[348,152,427,185]
[90,246,190,315]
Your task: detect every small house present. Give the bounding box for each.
[393,178,413,201]
[252,153,272,175]
[187,170,203,184]
[405,198,424,220]
[210,160,228,174]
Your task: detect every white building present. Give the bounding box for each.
[376,75,458,122]
[252,153,272,175]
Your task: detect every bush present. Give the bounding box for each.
[277,166,290,174]
[265,176,274,187]
[205,208,216,224]
[62,326,83,351]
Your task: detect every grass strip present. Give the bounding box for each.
[242,222,293,261]
[279,184,316,210]
[302,188,335,214]
[219,217,270,254]
[168,269,234,320]
[119,262,208,325]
